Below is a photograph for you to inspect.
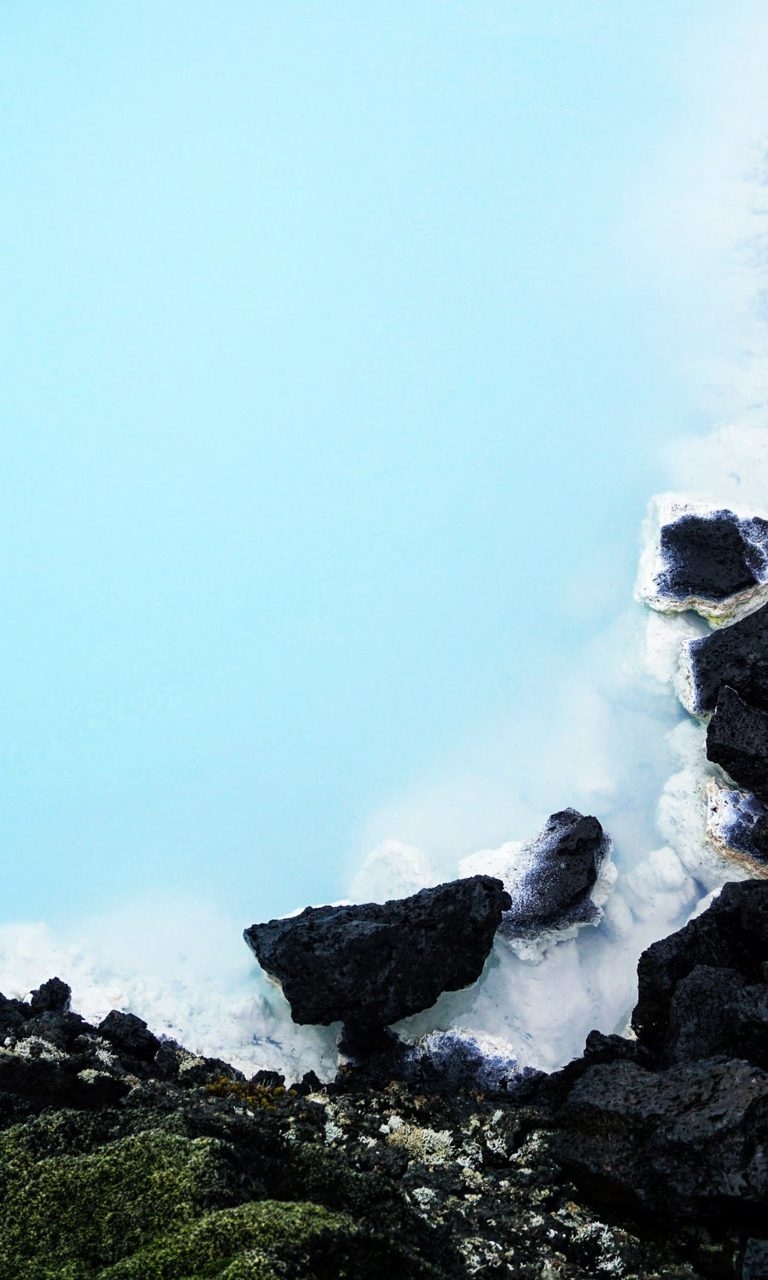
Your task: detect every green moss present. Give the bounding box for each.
[0,1128,234,1277]
[0,1116,436,1279]
[98,1200,360,1279]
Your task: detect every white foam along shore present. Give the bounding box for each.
[4,451,768,1082]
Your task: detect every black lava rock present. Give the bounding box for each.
[97,1010,161,1062]
[502,809,608,937]
[554,1056,768,1221]
[244,875,511,1032]
[707,685,768,799]
[0,994,31,1036]
[685,602,768,714]
[632,880,768,1056]
[29,977,71,1014]
[657,509,768,604]
[665,964,768,1068]
[742,1240,768,1280]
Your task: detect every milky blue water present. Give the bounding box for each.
[0,1,741,937]
[3,3,768,1083]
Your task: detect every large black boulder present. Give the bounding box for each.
[632,880,768,1056]
[707,685,768,800]
[657,509,768,605]
[502,808,608,938]
[554,1056,768,1220]
[685,602,768,714]
[97,1010,161,1062]
[664,964,768,1068]
[549,883,768,1224]
[742,1240,768,1280]
[244,875,511,1031]
[29,977,71,1014]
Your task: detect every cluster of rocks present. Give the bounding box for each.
[245,813,610,1063]
[5,501,768,1275]
[531,880,768,1264]
[4,879,768,1275]
[640,503,768,877]
[0,906,737,1274]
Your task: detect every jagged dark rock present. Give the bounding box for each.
[4,884,768,1276]
[29,976,71,1013]
[244,875,511,1034]
[707,685,768,800]
[98,1009,161,1062]
[632,879,768,1056]
[684,601,768,714]
[0,974,712,1278]
[657,509,768,606]
[0,992,31,1036]
[554,1056,768,1221]
[664,964,768,1067]
[501,808,609,938]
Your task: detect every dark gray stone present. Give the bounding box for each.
[502,809,608,937]
[657,510,768,604]
[632,880,768,1055]
[707,685,768,800]
[685,602,768,714]
[665,965,768,1068]
[244,875,511,1031]
[555,1056,768,1219]
[742,1239,768,1280]
[29,977,71,1014]
[97,1010,161,1062]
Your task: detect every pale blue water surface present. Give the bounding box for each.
[0,3,732,923]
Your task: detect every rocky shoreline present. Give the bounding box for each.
[5,502,768,1277]
[0,878,767,1277]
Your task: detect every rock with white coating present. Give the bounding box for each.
[498,809,612,942]
[706,779,768,878]
[637,501,768,624]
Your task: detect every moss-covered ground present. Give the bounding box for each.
[0,1109,436,1279]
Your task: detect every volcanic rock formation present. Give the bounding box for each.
[499,808,610,938]
[535,880,768,1240]
[706,684,768,801]
[639,504,768,622]
[0,972,714,1279]
[681,600,768,715]
[244,875,511,1035]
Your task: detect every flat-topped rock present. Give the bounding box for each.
[637,502,768,623]
[707,685,768,801]
[679,601,768,715]
[244,875,511,1032]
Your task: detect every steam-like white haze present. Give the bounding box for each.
[3,7,768,1081]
